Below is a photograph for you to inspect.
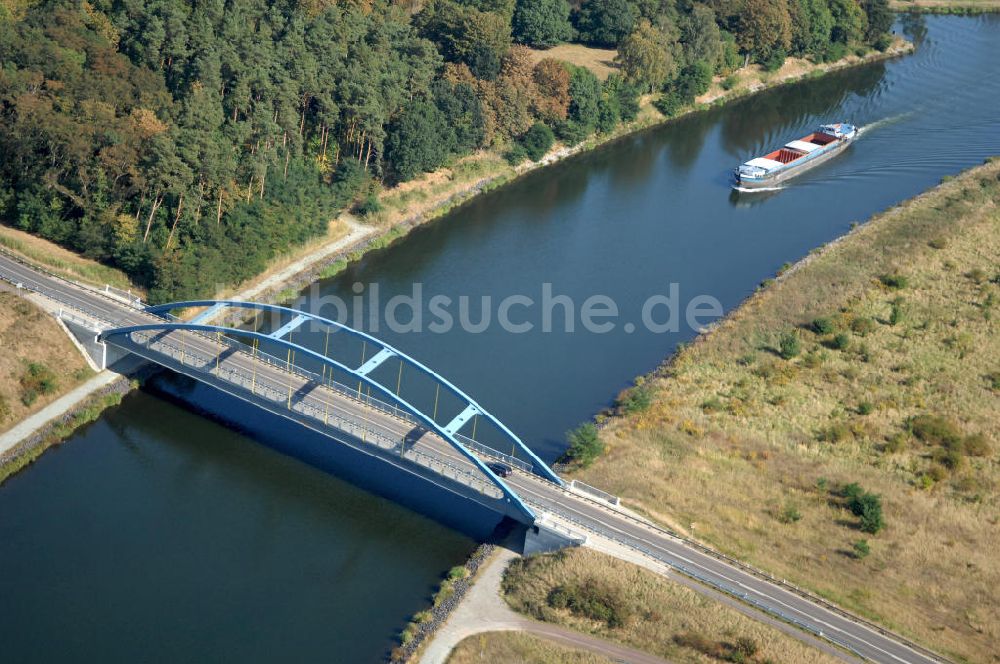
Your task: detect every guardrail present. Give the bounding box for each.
[458,435,533,473]
[0,245,143,312]
[56,308,103,333]
[2,247,948,661]
[103,284,143,308]
[1,255,548,483]
[529,477,948,664]
[539,506,871,661]
[121,330,503,500]
[148,324,544,479]
[569,479,620,506]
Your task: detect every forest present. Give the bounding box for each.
[0,0,892,301]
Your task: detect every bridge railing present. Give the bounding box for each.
[536,505,856,659]
[457,436,533,473]
[569,480,620,506]
[56,308,104,333]
[178,329,537,475]
[121,329,503,500]
[0,246,143,313]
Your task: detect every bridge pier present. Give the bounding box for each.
[144,371,513,540]
[55,310,131,371]
[522,518,587,556]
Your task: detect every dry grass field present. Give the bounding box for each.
[0,291,91,433]
[527,44,620,81]
[447,631,612,664]
[889,0,1000,10]
[0,224,139,293]
[377,151,513,224]
[501,548,842,663]
[573,160,1000,662]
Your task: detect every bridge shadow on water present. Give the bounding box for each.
[142,369,514,543]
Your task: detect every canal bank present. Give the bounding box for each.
[567,157,1000,661]
[2,14,998,663]
[230,40,914,308]
[0,37,912,482]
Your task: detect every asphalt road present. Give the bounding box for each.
[0,252,944,664]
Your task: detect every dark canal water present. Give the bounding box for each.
[2,15,999,662]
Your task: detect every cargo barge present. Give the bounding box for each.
[734,123,857,190]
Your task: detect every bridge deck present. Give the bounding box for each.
[0,250,946,664]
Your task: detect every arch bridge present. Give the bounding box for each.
[99,300,563,524]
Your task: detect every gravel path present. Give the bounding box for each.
[234,215,376,301]
[419,544,671,664]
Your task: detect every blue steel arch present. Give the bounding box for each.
[101,300,564,522]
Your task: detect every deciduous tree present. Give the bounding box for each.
[512,0,573,48]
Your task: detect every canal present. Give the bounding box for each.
[2,15,999,662]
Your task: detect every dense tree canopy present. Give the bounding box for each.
[617,19,677,92]
[512,0,573,48]
[574,0,640,47]
[0,0,896,301]
[737,0,793,63]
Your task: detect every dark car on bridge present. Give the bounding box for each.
[486,462,512,478]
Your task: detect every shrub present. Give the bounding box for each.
[20,362,57,406]
[988,372,1000,392]
[763,48,786,72]
[963,433,991,457]
[824,42,848,62]
[857,342,873,363]
[21,362,58,394]
[933,445,963,470]
[618,383,653,414]
[858,401,874,416]
[547,579,631,628]
[504,143,529,165]
[674,632,724,658]
[812,317,835,335]
[851,317,876,336]
[399,624,418,645]
[779,330,801,360]
[841,482,863,502]
[20,389,37,407]
[802,350,826,368]
[675,61,713,100]
[873,33,893,51]
[354,191,382,217]
[845,488,885,534]
[561,423,604,467]
[967,267,987,284]
[818,422,851,443]
[701,396,725,413]
[721,74,739,91]
[889,298,906,326]
[518,122,555,161]
[852,539,871,559]
[859,499,885,534]
[909,414,963,448]
[832,332,851,350]
[653,91,686,118]
[880,273,909,290]
[734,636,759,657]
[778,502,802,524]
[884,433,907,454]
